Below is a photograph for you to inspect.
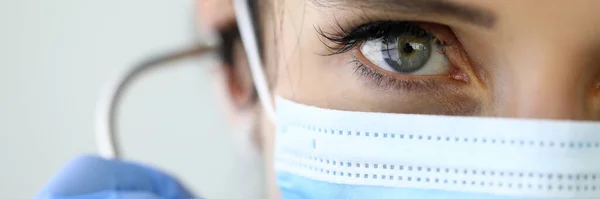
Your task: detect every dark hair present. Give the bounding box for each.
[218,26,238,65]
[219,0,262,65]
[216,0,263,105]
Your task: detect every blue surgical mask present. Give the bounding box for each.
[232,0,600,198]
[274,96,600,199]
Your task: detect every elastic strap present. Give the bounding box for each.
[233,0,277,123]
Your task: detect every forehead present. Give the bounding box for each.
[454,0,600,19]
[307,0,600,22]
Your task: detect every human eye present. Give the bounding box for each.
[360,22,449,75]
[318,21,470,91]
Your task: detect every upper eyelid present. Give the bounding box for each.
[316,21,452,56]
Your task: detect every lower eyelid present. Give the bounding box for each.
[348,57,482,115]
[352,61,438,92]
[350,55,464,93]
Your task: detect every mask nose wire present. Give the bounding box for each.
[233,0,277,123]
[95,44,216,159]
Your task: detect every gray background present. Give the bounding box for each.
[0,0,264,198]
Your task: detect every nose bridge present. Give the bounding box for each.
[497,42,590,120]
[489,1,600,120]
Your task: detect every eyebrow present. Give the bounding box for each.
[310,0,496,28]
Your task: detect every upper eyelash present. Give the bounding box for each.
[316,21,444,56]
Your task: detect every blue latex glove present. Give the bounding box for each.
[35,155,197,199]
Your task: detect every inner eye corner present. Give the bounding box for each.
[447,64,470,83]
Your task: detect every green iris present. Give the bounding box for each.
[381,34,432,73]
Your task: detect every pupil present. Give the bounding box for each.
[402,42,415,54]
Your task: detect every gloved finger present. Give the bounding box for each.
[36,155,195,199]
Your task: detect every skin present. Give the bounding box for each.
[198,0,600,198]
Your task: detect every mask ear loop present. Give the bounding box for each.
[233,0,277,123]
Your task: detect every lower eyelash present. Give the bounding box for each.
[350,59,441,92]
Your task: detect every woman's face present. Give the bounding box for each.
[201,0,600,198]
[253,0,600,197]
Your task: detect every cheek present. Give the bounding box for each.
[454,26,600,119]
